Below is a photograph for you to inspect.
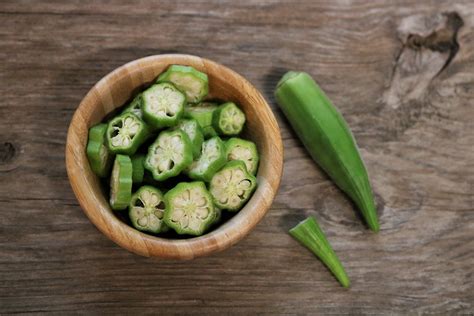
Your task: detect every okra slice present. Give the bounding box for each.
[175,118,204,159]
[131,154,145,184]
[122,93,143,119]
[129,186,167,233]
[209,160,257,211]
[142,83,185,129]
[109,154,133,211]
[212,102,246,136]
[187,136,227,182]
[144,130,193,181]
[157,65,209,104]
[86,123,113,177]
[184,102,218,138]
[163,181,215,235]
[106,112,149,155]
[225,138,259,175]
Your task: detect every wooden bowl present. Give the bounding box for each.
[65,54,283,259]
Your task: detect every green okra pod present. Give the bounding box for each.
[130,154,145,184]
[184,102,218,138]
[225,137,259,175]
[157,65,209,104]
[129,185,167,234]
[86,123,114,177]
[106,112,149,156]
[142,82,186,129]
[175,118,204,159]
[122,93,143,119]
[186,136,227,182]
[275,71,379,232]
[109,154,133,211]
[212,102,246,136]
[164,181,216,235]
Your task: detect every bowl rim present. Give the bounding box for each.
[66,54,283,259]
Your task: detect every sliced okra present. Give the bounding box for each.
[212,102,246,136]
[109,154,133,211]
[187,136,227,182]
[157,65,209,104]
[184,102,218,138]
[142,83,185,129]
[86,123,113,177]
[131,154,145,184]
[225,137,259,175]
[209,160,257,211]
[163,181,216,235]
[122,93,143,119]
[129,186,167,233]
[175,118,204,159]
[144,130,193,181]
[106,112,149,155]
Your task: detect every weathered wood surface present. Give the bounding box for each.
[0,1,473,314]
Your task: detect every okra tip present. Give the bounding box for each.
[276,71,304,90]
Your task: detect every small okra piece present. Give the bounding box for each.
[175,118,204,159]
[129,185,167,234]
[106,112,149,155]
[142,82,186,129]
[212,102,246,136]
[187,136,227,182]
[184,102,218,138]
[122,93,143,119]
[163,181,216,235]
[86,123,113,177]
[144,130,193,181]
[130,154,145,184]
[109,154,133,211]
[209,160,257,211]
[225,137,259,175]
[157,65,209,104]
[289,216,350,288]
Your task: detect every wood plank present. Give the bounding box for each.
[0,0,473,314]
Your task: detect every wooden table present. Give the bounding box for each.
[1,1,472,314]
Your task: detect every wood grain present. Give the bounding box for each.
[65,54,283,259]
[1,0,473,314]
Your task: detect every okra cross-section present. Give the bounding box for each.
[164,181,216,235]
[142,82,186,129]
[110,154,133,211]
[144,130,193,181]
[157,65,209,104]
[225,137,259,175]
[212,102,246,136]
[187,136,227,182]
[176,118,204,159]
[86,123,113,177]
[184,102,218,138]
[209,160,257,211]
[106,112,149,155]
[129,186,167,234]
[122,93,143,119]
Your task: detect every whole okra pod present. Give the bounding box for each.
[275,72,379,232]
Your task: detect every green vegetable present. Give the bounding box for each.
[289,217,350,288]
[184,102,218,138]
[142,82,185,129]
[164,181,216,235]
[209,160,257,211]
[212,102,246,136]
[212,207,222,226]
[225,137,259,175]
[106,112,149,155]
[175,118,204,159]
[122,94,143,119]
[275,71,379,232]
[86,123,113,177]
[109,154,133,211]
[129,185,167,233]
[187,136,227,182]
[157,65,209,104]
[144,129,193,181]
[130,154,145,184]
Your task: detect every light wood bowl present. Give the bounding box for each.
[66,54,283,259]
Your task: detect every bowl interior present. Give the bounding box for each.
[66,54,283,259]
